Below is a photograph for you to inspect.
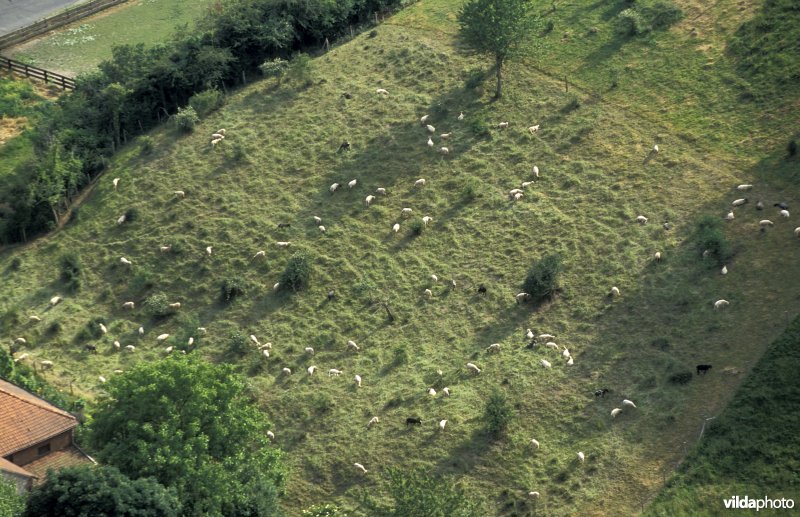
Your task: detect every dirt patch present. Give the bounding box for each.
[0,117,28,145]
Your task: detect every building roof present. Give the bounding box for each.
[0,379,78,457]
[0,457,35,480]
[23,445,95,485]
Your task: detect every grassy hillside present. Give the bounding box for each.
[647,315,800,515]
[6,0,214,76]
[1,0,799,514]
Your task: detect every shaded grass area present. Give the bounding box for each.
[646,314,800,514]
[0,4,799,516]
[7,0,213,76]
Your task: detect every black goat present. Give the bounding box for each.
[594,388,610,398]
[406,417,422,426]
[696,364,713,375]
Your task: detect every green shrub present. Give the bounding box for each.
[668,371,693,385]
[561,94,581,113]
[461,177,482,200]
[392,344,409,366]
[128,268,154,294]
[617,8,649,35]
[409,218,424,236]
[188,89,225,118]
[544,20,555,33]
[10,257,22,270]
[259,58,289,78]
[139,136,154,155]
[302,503,346,516]
[59,252,81,292]
[467,115,490,137]
[484,389,513,438]
[354,278,377,300]
[220,276,246,303]
[286,53,315,86]
[694,215,733,266]
[522,254,562,301]
[280,252,311,292]
[143,292,170,317]
[645,0,684,30]
[227,331,250,356]
[174,106,199,133]
[47,321,62,335]
[123,207,139,223]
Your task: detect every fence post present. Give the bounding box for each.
[44,70,48,84]
[24,64,29,78]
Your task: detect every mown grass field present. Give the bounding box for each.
[6,0,213,76]
[647,314,800,515]
[1,0,799,514]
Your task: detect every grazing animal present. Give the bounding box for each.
[206,246,213,256]
[697,364,712,375]
[348,179,358,188]
[529,492,540,499]
[562,348,571,359]
[355,375,362,387]
[138,326,144,335]
[273,282,281,291]
[466,362,481,373]
[725,211,735,221]
[440,132,452,139]
[486,343,501,353]
[593,389,609,399]
[774,202,789,210]
[376,187,387,195]
[125,345,136,352]
[282,367,292,375]
[652,144,659,153]
[442,387,450,396]
[376,88,388,95]
[622,399,637,408]
[756,201,764,210]
[304,347,315,355]
[737,184,753,191]
[187,337,194,346]
[458,112,464,120]
[406,417,422,426]
[40,361,54,370]
[99,376,106,383]
[354,463,368,474]
[169,302,181,310]
[368,416,379,428]
[430,274,438,283]
[610,286,620,297]
[165,346,174,354]
[545,342,559,350]
[428,388,436,396]
[120,257,132,266]
[477,284,487,295]
[253,250,266,260]
[611,408,622,418]
[794,227,800,237]
[567,356,574,366]
[780,209,790,218]
[498,122,509,129]
[714,299,730,309]
[422,216,433,226]
[276,241,291,247]
[112,177,120,189]
[160,245,172,253]
[318,226,326,233]
[415,178,426,187]
[426,124,435,133]
[307,366,317,375]
[277,222,291,228]
[29,315,41,322]
[328,290,336,301]
[515,292,531,304]
[721,265,728,275]
[114,341,121,349]
[267,431,275,440]
[197,327,207,334]
[157,334,170,341]
[540,359,552,368]
[330,183,340,193]
[99,323,108,334]
[84,344,97,353]
[654,251,662,261]
[732,198,748,207]
[526,329,535,340]
[313,216,323,225]
[173,190,185,198]
[117,214,126,225]
[439,146,449,155]
[420,115,429,125]
[338,141,351,152]
[392,223,401,233]
[427,137,434,148]
[402,207,413,217]
[759,219,774,228]
[636,215,648,224]
[250,335,260,346]
[530,438,540,449]
[533,165,540,178]
[365,195,375,206]
[424,288,433,297]
[528,125,540,134]
[577,452,585,463]
[438,419,447,431]
[328,368,342,376]
[538,333,555,341]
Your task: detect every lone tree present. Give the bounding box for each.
[458,0,538,98]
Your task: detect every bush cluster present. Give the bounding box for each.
[280,252,311,292]
[522,254,562,301]
[617,0,683,36]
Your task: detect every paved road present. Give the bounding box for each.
[0,0,85,37]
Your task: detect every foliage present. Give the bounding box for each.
[461,177,482,200]
[484,389,513,438]
[22,465,180,517]
[286,53,315,86]
[648,315,800,513]
[693,216,733,267]
[227,331,251,356]
[139,136,155,155]
[458,0,538,97]
[220,276,246,303]
[727,0,800,98]
[522,254,562,301]
[0,476,24,517]
[259,58,289,78]
[88,355,286,516]
[0,348,76,411]
[616,0,683,36]
[280,251,311,292]
[0,78,38,118]
[667,371,693,385]
[302,503,347,516]
[59,252,82,292]
[361,467,483,516]
[143,292,170,317]
[174,106,200,133]
[188,89,225,118]
[409,218,424,235]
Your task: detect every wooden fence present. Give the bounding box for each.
[0,56,75,89]
[0,0,128,50]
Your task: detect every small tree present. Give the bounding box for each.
[22,465,179,517]
[220,276,246,303]
[484,389,513,439]
[143,292,170,317]
[280,251,311,292]
[458,0,538,98]
[174,106,199,133]
[0,476,24,517]
[522,254,562,301]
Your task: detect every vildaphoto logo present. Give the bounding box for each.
[723,496,795,511]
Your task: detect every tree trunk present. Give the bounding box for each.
[494,55,504,99]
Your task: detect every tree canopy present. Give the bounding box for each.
[22,465,179,517]
[88,355,285,516]
[458,0,538,98]
[0,477,24,517]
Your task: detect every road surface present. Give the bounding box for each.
[0,0,85,37]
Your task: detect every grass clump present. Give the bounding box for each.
[59,252,82,292]
[522,254,562,302]
[668,371,693,385]
[280,252,311,292]
[461,177,482,201]
[617,0,682,36]
[484,389,513,439]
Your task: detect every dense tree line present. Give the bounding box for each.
[2,0,406,244]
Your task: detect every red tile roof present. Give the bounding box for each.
[0,457,35,480]
[0,379,78,457]
[23,445,95,485]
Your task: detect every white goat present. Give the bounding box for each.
[622,399,637,408]
[120,257,132,266]
[365,195,375,206]
[636,215,648,224]
[348,179,358,188]
[466,362,481,374]
[157,334,170,341]
[714,299,730,309]
[414,178,426,187]
[304,347,315,355]
[330,183,340,193]
[355,375,362,387]
[611,408,622,418]
[540,359,552,368]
